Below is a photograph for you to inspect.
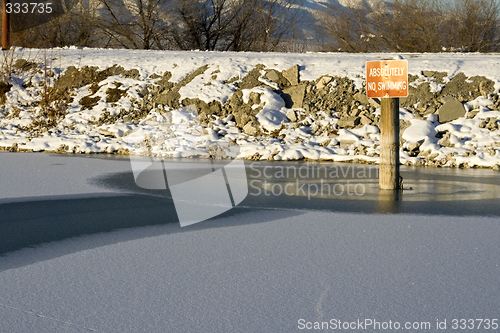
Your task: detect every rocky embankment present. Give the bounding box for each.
[1,55,500,169]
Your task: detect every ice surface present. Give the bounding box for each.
[1,210,499,332]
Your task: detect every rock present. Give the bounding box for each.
[286,109,297,122]
[417,149,430,158]
[0,81,12,104]
[339,140,356,149]
[480,80,492,97]
[243,121,259,136]
[281,84,306,108]
[79,95,100,110]
[14,59,38,71]
[354,92,369,105]
[265,69,281,83]
[486,118,499,130]
[155,91,180,109]
[424,106,436,115]
[360,114,373,125]
[493,164,500,171]
[429,153,440,160]
[422,70,436,78]
[320,139,331,147]
[248,92,262,105]
[368,98,380,108]
[441,73,494,102]
[239,64,266,89]
[485,148,496,156]
[437,96,465,123]
[350,107,361,117]
[316,76,332,90]
[337,115,360,128]
[438,135,454,148]
[408,139,424,156]
[402,82,435,110]
[282,64,299,86]
[98,128,116,138]
[106,85,128,103]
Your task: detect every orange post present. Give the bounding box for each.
[2,0,10,50]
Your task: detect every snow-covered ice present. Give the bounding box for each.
[1,208,499,332]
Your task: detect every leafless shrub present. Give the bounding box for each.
[444,0,500,52]
[315,0,379,52]
[374,0,444,52]
[316,0,500,53]
[169,0,300,51]
[96,0,170,49]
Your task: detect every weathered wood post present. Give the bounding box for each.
[366,59,408,190]
[1,0,9,50]
[379,97,400,189]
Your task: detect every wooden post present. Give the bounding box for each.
[2,0,9,50]
[379,97,400,190]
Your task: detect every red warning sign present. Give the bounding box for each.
[366,60,408,98]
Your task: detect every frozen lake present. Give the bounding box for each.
[1,152,500,332]
[2,153,500,255]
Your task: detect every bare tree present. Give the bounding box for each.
[224,0,261,51]
[373,0,444,53]
[315,0,379,52]
[97,0,169,49]
[252,0,300,51]
[10,0,101,48]
[316,0,500,53]
[169,0,236,50]
[445,0,500,52]
[169,0,300,51]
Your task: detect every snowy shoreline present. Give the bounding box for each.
[1,48,500,168]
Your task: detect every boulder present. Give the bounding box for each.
[368,98,380,108]
[438,135,454,148]
[98,127,116,138]
[286,109,297,122]
[422,70,436,78]
[282,65,300,86]
[243,121,259,136]
[408,139,424,156]
[486,118,499,130]
[265,69,281,83]
[281,84,306,108]
[337,115,360,129]
[360,114,373,125]
[438,96,465,123]
[316,76,332,90]
[354,92,369,105]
